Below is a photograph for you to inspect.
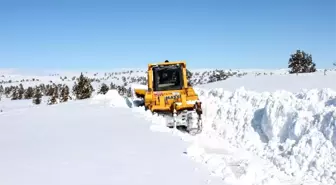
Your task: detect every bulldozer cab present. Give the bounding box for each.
[153,65,183,91]
[148,61,188,92]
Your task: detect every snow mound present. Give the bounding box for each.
[91,90,132,108]
[128,83,147,107]
[197,87,336,184]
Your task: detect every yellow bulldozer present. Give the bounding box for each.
[133,60,203,135]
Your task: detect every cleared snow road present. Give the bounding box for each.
[0,101,222,185]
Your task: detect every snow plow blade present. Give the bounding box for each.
[132,60,203,135]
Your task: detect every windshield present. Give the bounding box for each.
[153,66,183,91]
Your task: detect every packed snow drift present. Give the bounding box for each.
[90,89,132,108]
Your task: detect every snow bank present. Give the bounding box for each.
[196,87,336,184]
[90,90,132,108]
[134,87,336,184]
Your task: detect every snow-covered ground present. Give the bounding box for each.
[1,68,336,185]
[0,94,223,185]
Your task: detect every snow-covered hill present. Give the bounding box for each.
[199,70,336,92]
[1,67,335,185]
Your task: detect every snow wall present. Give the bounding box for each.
[195,87,336,184]
[133,87,336,185]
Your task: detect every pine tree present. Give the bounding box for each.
[0,85,3,101]
[288,50,316,73]
[47,85,58,105]
[110,82,116,89]
[39,84,46,94]
[32,87,42,105]
[45,84,54,96]
[11,87,19,100]
[72,73,93,99]
[24,87,34,99]
[127,87,132,97]
[60,85,70,102]
[47,91,58,105]
[17,84,24,99]
[98,83,109,94]
[4,86,12,98]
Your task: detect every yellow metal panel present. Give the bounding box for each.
[134,89,146,98]
[181,94,186,106]
[148,68,153,90]
[159,96,165,107]
[182,67,188,88]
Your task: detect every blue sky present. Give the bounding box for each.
[0,0,335,70]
